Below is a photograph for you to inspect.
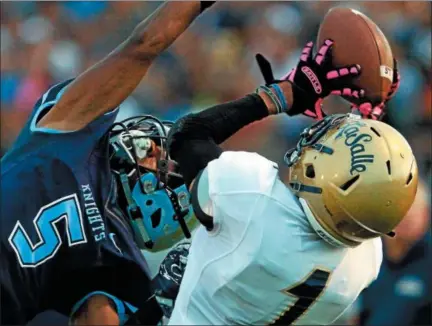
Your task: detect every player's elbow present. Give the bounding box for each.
[168,115,222,186]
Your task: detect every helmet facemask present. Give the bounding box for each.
[108,116,196,251]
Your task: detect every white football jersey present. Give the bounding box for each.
[169,151,382,325]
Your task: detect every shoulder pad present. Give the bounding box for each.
[207,151,279,197]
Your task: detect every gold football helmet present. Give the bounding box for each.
[285,114,418,247]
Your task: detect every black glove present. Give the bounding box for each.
[256,39,364,120]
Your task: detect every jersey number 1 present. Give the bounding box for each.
[274,268,331,325]
[8,194,87,268]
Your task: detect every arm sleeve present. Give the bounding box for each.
[167,93,269,186]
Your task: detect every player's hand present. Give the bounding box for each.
[350,58,401,120]
[256,39,364,120]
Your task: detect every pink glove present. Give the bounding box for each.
[256,39,364,120]
[351,58,401,120]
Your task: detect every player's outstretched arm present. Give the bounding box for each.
[167,85,289,188]
[167,40,363,187]
[167,39,363,230]
[38,2,212,132]
[166,84,292,229]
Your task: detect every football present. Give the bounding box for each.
[317,7,394,106]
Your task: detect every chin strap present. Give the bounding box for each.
[289,182,322,194]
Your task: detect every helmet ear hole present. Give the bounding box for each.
[406,172,413,185]
[339,174,360,191]
[386,160,392,175]
[305,164,316,179]
[370,127,381,137]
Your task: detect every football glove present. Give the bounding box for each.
[256,39,365,120]
[351,58,401,120]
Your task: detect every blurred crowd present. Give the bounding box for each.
[1,2,431,325]
[1,1,431,180]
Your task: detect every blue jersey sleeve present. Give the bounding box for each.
[11,79,119,161]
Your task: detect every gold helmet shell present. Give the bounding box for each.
[286,114,418,247]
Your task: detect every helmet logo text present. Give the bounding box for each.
[335,122,374,175]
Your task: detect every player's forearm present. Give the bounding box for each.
[167,82,293,185]
[127,2,201,61]
[189,81,293,143]
[167,94,268,183]
[168,81,293,149]
[38,2,206,132]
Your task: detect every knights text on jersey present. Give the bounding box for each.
[169,151,383,325]
[0,81,151,324]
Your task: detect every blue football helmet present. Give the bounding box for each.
[108,115,198,252]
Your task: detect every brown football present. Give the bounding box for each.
[317,7,394,106]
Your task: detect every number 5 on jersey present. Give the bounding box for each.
[8,194,87,268]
